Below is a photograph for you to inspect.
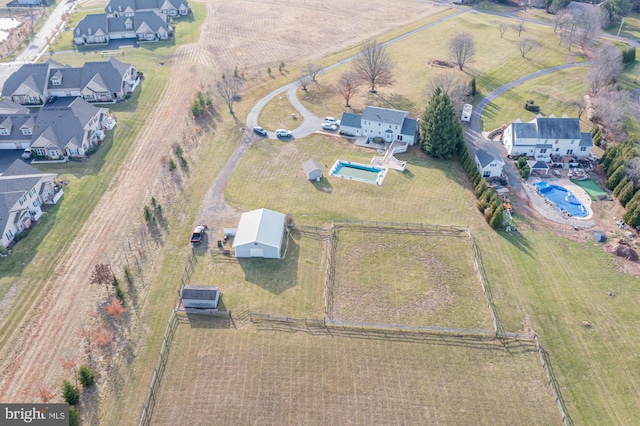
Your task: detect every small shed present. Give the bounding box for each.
[233,208,286,258]
[303,158,323,181]
[475,149,504,178]
[527,160,549,175]
[182,285,220,313]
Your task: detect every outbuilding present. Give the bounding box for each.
[232,208,286,258]
[475,149,504,178]
[303,158,323,181]
[181,285,220,313]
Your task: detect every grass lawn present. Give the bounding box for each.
[332,229,492,329]
[258,92,302,131]
[480,66,589,131]
[606,12,640,41]
[571,178,608,200]
[296,12,582,124]
[152,325,560,426]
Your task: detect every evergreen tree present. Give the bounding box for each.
[613,177,629,197]
[420,89,464,159]
[623,202,640,227]
[470,77,477,96]
[607,165,625,190]
[62,380,80,406]
[78,365,95,387]
[490,205,505,229]
[619,181,635,206]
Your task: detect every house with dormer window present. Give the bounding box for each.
[74,11,172,45]
[340,106,419,145]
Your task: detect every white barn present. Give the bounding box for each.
[232,208,286,258]
[181,285,220,313]
[475,149,504,178]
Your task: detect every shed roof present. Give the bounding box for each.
[475,149,496,168]
[232,208,285,249]
[303,158,321,174]
[182,285,219,300]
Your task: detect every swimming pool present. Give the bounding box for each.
[329,160,387,185]
[535,181,588,217]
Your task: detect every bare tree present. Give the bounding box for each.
[514,19,526,37]
[352,39,394,93]
[32,382,55,403]
[105,298,127,320]
[449,33,476,71]
[516,37,537,58]
[553,10,566,33]
[336,70,360,107]
[497,22,508,38]
[425,73,470,114]
[304,64,322,83]
[296,73,312,91]
[560,6,605,50]
[90,263,113,293]
[95,324,115,348]
[216,74,244,115]
[585,43,623,96]
[591,89,628,141]
[572,97,587,120]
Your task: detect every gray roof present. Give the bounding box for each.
[475,149,496,168]
[340,112,361,129]
[31,98,103,150]
[579,132,592,147]
[531,161,548,169]
[135,11,171,33]
[400,117,417,136]
[47,67,83,91]
[182,285,219,300]
[136,0,159,9]
[74,14,109,38]
[106,15,133,33]
[80,57,132,95]
[0,99,29,114]
[2,63,55,98]
[512,122,539,139]
[537,118,581,140]
[303,158,321,174]
[162,0,189,10]
[0,114,37,144]
[362,106,407,126]
[105,0,135,14]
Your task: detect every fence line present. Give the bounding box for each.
[534,335,573,426]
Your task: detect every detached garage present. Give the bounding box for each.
[181,285,220,313]
[233,208,286,258]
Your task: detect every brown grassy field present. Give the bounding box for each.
[331,228,493,329]
[151,322,561,426]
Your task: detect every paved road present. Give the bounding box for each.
[465,62,590,200]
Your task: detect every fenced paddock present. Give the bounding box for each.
[150,321,562,426]
[325,220,493,330]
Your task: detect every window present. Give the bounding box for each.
[397,135,403,141]
[21,128,31,135]
[567,149,574,155]
[389,125,391,129]
[395,126,398,130]
[555,139,559,144]
[539,148,547,153]
[50,150,60,158]
[555,148,559,152]
[0,128,8,135]
[19,195,27,206]
[6,230,13,240]
[29,96,40,103]
[51,79,60,85]
[580,146,587,152]
[28,188,36,198]
[35,148,45,156]
[33,199,40,208]
[69,148,79,156]
[378,123,381,126]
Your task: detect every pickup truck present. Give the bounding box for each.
[190,225,208,245]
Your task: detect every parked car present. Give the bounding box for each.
[253,126,267,137]
[275,129,292,139]
[321,122,338,131]
[21,148,32,160]
[325,116,340,125]
[190,225,208,245]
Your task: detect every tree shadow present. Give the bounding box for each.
[496,228,534,257]
[366,91,415,112]
[237,238,300,295]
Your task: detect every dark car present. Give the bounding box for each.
[190,225,208,245]
[253,126,267,137]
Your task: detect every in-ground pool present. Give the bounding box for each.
[329,160,387,185]
[535,181,588,217]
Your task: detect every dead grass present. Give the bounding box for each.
[151,324,561,426]
[258,93,302,131]
[332,229,492,329]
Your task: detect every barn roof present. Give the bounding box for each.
[303,158,321,174]
[232,208,285,249]
[182,285,219,300]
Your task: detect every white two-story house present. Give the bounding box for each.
[502,116,592,162]
[340,106,418,145]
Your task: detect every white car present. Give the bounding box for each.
[21,149,32,160]
[275,129,292,138]
[325,116,340,125]
[321,123,338,131]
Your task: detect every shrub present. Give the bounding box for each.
[0,246,7,255]
[517,156,528,169]
[521,166,531,179]
[124,266,133,285]
[115,286,125,301]
[68,406,79,426]
[607,165,625,190]
[62,380,80,406]
[524,99,540,112]
[168,158,176,173]
[174,144,183,157]
[619,181,635,207]
[78,365,95,387]
[143,205,153,222]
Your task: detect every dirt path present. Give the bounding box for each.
[0,0,446,408]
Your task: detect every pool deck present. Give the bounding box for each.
[525,177,595,228]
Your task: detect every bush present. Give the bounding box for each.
[168,158,176,173]
[115,286,126,301]
[517,156,528,169]
[62,380,80,406]
[78,365,95,387]
[521,166,531,179]
[607,165,625,190]
[68,406,79,426]
[143,205,153,222]
[124,266,133,285]
[524,99,540,112]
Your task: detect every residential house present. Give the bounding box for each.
[475,149,504,178]
[340,106,418,145]
[0,160,61,248]
[29,98,109,159]
[73,11,172,45]
[2,58,139,105]
[233,208,286,258]
[106,0,191,17]
[502,117,592,162]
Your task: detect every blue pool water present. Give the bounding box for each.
[535,181,588,217]
[330,160,387,185]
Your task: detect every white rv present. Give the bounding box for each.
[461,104,472,123]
